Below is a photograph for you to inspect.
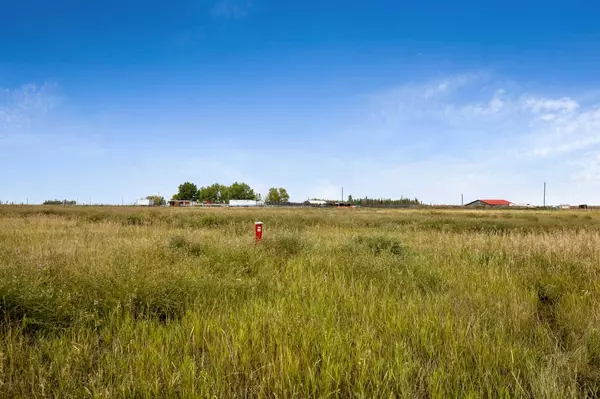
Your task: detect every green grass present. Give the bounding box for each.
[1,206,600,397]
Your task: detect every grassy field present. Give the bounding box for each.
[1,206,600,398]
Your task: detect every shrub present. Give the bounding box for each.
[353,235,403,256]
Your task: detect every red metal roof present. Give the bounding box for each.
[480,199,511,206]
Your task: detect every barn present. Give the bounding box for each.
[464,199,512,207]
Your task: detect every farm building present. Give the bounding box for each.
[464,199,512,207]
[134,199,153,206]
[168,200,196,207]
[305,200,328,206]
[229,200,264,207]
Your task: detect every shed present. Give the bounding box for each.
[229,200,260,207]
[464,199,512,207]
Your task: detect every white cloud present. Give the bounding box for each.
[523,96,580,114]
[422,73,484,99]
[0,83,60,130]
[3,75,600,206]
[360,74,600,205]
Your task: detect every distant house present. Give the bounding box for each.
[464,199,512,207]
[305,200,328,206]
[229,200,264,207]
[134,199,153,206]
[168,200,196,207]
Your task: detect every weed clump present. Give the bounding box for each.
[125,214,144,226]
[353,235,403,256]
[168,235,203,256]
[578,330,600,396]
[169,235,188,249]
[263,234,306,258]
[535,282,566,348]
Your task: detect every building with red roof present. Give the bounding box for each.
[464,199,513,207]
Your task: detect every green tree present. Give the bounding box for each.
[266,187,290,203]
[146,195,165,206]
[197,183,228,203]
[266,188,281,203]
[348,194,353,203]
[228,182,256,200]
[43,199,76,206]
[173,182,198,201]
[278,187,290,203]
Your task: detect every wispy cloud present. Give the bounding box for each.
[211,0,251,18]
[3,75,600,206]
[523,96,580,114]
[361,73,600,204]
[0,83,60,131]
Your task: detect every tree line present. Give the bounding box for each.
[37,190,419,207]
[43,200,77,206]
[346,195,421,207]
[169,182,290,204]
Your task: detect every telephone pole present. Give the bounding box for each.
[543,182,546,208]
[341,187,344,202]
[461,194,463,206]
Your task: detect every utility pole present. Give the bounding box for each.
[461,194,464,206]
[341,187,344,202]
[543,182,546,208]
[122,196,124,206]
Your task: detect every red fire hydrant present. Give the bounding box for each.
[255,221,263,243]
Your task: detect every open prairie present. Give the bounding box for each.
[1,206,599,397]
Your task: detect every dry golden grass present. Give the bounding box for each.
[0,206,599,397]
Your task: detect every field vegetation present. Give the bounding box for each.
[1,206,599,397]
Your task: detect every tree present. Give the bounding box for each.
[146,195,165,206]
[348,194,353,203]
[43,199,76,206]
[266,187,290,203]
[197,183,229,203]
[228,182,256,200]
[173,182,198,201]
[278,187,290,203]
[266,188,281,203]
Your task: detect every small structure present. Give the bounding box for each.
[512,203,536,208]
[305,200,328,207]
[229,199,263,207]
[168,200,195,207]
[333,202,354,208]
[135,199,153,206]
[464,199,512,207]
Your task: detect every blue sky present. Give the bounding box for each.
[2,0,600,204]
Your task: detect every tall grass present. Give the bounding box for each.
[0,206,599,397]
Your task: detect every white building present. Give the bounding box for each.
[229,199,263,207]
[134,199,153,206]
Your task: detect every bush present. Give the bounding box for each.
[263,234,306,258]
[168,235,203,256]
[353,235,403,256]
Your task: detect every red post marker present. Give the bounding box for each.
[255,221,263,243]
